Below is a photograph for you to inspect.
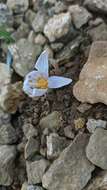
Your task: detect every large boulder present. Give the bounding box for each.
[42,133,95,190]
[86,128,107,169]
[73,41,107,105]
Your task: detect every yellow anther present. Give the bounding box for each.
[36,77,48,89]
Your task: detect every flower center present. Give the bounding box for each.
[36,77,48,89]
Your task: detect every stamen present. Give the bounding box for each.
[29,77,48,89]
[36,77,48,89]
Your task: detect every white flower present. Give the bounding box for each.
[23,51,72,97]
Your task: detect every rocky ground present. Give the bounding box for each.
[1,0,107,190]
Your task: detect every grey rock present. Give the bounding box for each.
[84,0,107,14]
[28,30,35,43]
[47,133,69,159]
[0,81,23,113]
[14,154,26,184]
[27,185,44,190]
[42,133,95,190]
[7,0,29,14]
[73,41,107,105]
[44,12,71,42]
[0,109,10,125]
[86,128,107,169]
[52,1,67,14]
[12,39,42,77]
[0,145,17,185]
[34,34,47,46]
[77,103,92,113]
[25,9,36,26]
[13,14,23,26]
[43,44,53,58]
[65,0,74,2]
[56,36,81,61]
[12,22,30,40]
[23,123,38,139]
[44,0,56,5]
[26,158,50,184]
[84,171,107,190]
[50,42,63,53]
[0,3,13,27]
[0,186,8,190]
[0,63,12,112]
[89,17,103,27]
[21,182,28,190]
[0,124,18,144]
[69,5,92,29]
[40,111,62,132]
[25,137,40,160]
[88,23,107,41]
[32,11,47,33]
[64,125,75,139]
[21,182,44,190]
[87,119,107,133]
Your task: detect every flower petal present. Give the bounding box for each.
[48,76,72,88]
[25,71,41,81]
[35,51,48,77]
[23,80,33,96]
[23,70,48,97]
[32,88,47,97]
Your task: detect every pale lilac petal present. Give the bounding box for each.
[25,71,41,81]
[23,80,33,96]
[48,76,72,88]
[35,51,48,77]
[32,88,47,97]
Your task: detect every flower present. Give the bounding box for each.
[23,51,72,97]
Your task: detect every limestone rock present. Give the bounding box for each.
[64,125,75,139]
[88,23,107,41]
[34,34,47,46]
[52,1,67,14]
[87,119,107,133]
[40,111,62,132]
[43,0,56,5]
[47,133,69,159]
[12,22,30,40]
[25,137,40,160]
[32,11,47,33]
[26,158,50,184]
[0,63,16,113]
[12,39,41,77]
[44,12,71,42]
[77,103,92,113]
[0,124,18,144]
[0,3,13,27]
[42,133,95,190]
[25,10,36,26]
[86,128,107,169]
[0,63,11,85]
[21,182,44,190]
[73,41,107,105]
[27,186,44,190]
[84,0,107,14]
[22,123,38,139]
[50,42,63,53]
[69,5,92,29]
[7,0,29,13]
[0,81,24,113]
[84,171,107,190]
[0,109,10,126]
[0,145,17,185]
